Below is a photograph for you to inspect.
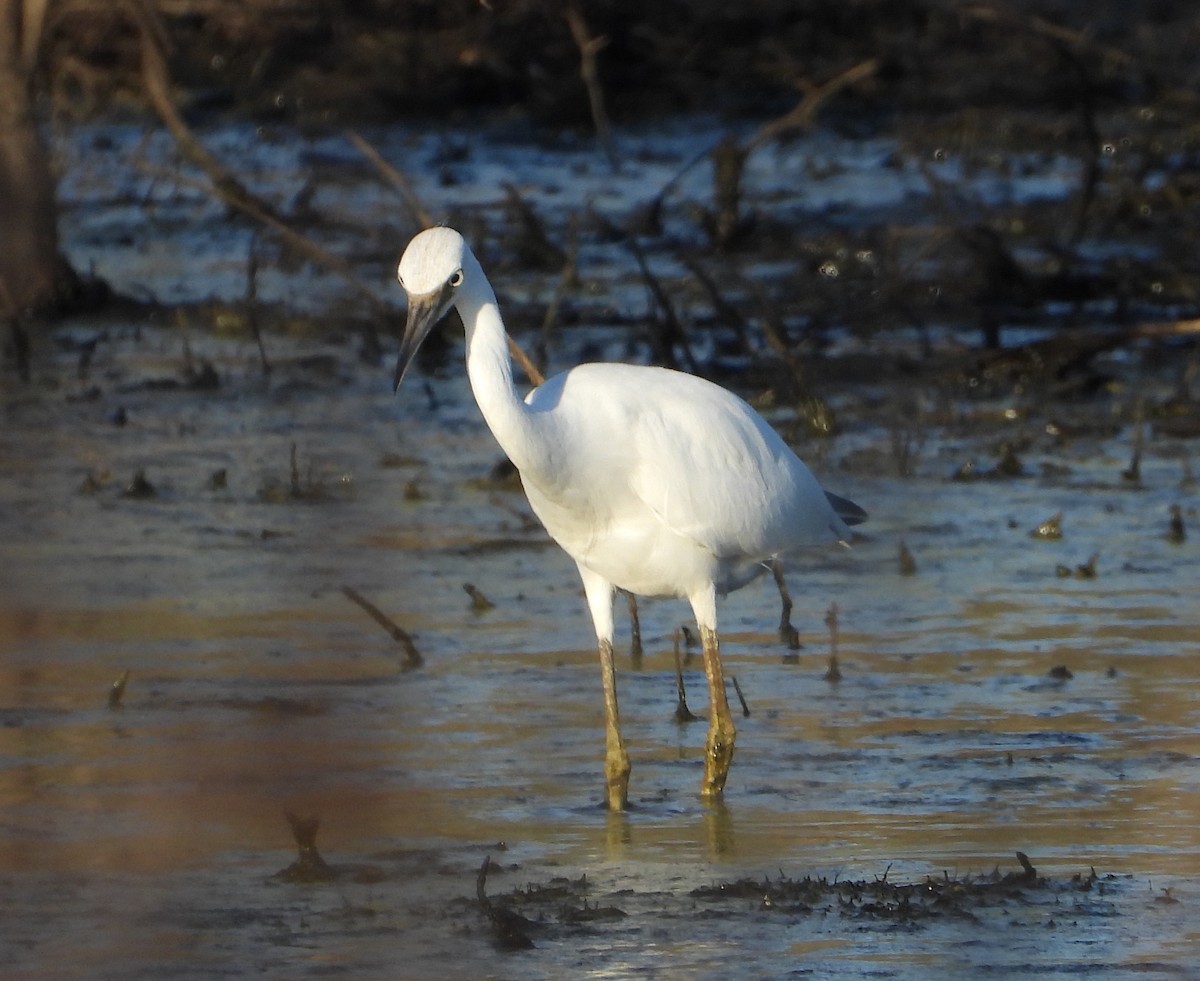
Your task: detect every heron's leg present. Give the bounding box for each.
[579,566,630,810]
[690,586,736,799]
[771,558,801,649]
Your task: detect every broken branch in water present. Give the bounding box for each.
[244,239,270,375]
[823,602,842,682]
[624,591,643,662]
[341,586,423,670]
[731,676,751,718]
[107,669,131,708]
[463,582,495,613]
[673,631,699,723]
[277,811,337,882]
[476,855,535,950]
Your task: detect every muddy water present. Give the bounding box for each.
[3,120,1200,977]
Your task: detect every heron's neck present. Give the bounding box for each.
[458,282,545,476]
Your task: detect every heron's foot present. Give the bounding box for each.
[605,746,631,810]
[700,724,736,799]
[779,620,801,650]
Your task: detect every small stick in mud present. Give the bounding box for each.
[624,591,644,662]
[731,676,751,718]
[463,582,496,613]
[277,812,337,883]
[1121,448,1142,484]
[341,586,423,670]
[107,669,131,709]
[1014,850,1038,881]
[898,539,918,576]
[1075,552,1100,579]
[823,603,842,683]
[244,240,270,376]
[288,443,304,498]
[1167,503,1186,544]
[476,856,535,950]
[673,633,699,723]
[1030,511,1063,540]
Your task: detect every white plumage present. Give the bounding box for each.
[394,226,864,809]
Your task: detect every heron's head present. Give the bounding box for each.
[393,227,470,391]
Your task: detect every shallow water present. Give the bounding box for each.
[3,119,1200,978]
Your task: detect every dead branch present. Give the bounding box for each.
[961,6,1137,69]
[673,632,698,722]
[823,602,842,682]
[507,335,544,386]
[244,240,270,375]
[676,251,752,355]
[476,856,535,949]
[107,668,131,708]
[731,676,751,718]
[20,0,51,69]
[344,129,433,229]
[709,58,879,247]
[744,58,880,156]
[535,213,580,372]
[591,212,695,371]
[624,591,643,662]
[564,1,617,169]
[341,586,423,670]
[131,1,388,330]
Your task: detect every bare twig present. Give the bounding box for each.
[508,335,544,386]
[536,213,581,370]
[20,0,51,70]
[962,6,1137,68]
[624,591,643,662]
[344,129,433,229]
[564,1,617,169]
[744,58,880,156]
[107,669,131,708]
[477,856,535,949]
[132,2,388,335]
[244,239,270,375]
[731,676,751,718]
[673,632,699,722]
[823,602,842,682]
[341,586,423,670]
[710,58,879,247]
[676,251,753,355]
[591,212,695,371]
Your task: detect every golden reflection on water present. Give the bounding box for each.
[2,586,1197,891]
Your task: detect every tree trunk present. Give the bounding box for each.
[0,0,72,318]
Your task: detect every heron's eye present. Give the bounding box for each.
[449,269,464,287]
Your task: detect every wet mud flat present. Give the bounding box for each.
[4,113,1200,977]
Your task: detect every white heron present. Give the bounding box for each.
[393,226,865,810]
